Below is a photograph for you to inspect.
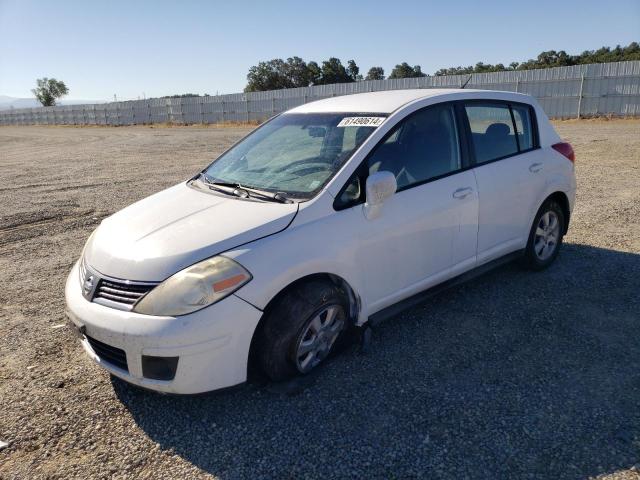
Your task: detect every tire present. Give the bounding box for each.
[255,280,350,382]
[522,199,565,270]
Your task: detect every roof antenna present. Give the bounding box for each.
[460,75,472,89]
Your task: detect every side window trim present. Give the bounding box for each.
[508,105,521,152]
[458,102,477,166]
[515,103,540,152]
[333,100,471,211]
[462,99,541,167]
[454,102,474,170]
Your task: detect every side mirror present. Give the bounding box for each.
[364,171,397,220]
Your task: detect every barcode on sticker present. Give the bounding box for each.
[337,117,385,127]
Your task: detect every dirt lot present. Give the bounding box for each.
[1,120,639,479]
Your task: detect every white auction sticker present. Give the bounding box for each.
[337,117,386,128]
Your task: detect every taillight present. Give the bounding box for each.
[552,142,575,163]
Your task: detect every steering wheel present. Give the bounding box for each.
[274,156,324,172]
[395,167,416,188]
[276,162,332,176]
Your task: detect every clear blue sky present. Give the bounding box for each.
[1,0,638,101]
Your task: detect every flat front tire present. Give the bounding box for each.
[255,280,349,382]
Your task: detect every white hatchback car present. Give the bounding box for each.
[66,89,576,394]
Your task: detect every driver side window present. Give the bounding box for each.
[367,104,461,190]
[334,104,462,210]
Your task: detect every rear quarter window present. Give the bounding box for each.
[511,104,534,151]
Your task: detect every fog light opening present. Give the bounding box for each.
[141,355,179,381]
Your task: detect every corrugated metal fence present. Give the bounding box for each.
[1,61,639,126]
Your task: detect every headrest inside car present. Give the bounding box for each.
[485,123,510,137]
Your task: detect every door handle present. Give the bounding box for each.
[452,187,473,199]
[529,162,543,173]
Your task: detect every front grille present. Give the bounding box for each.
[80,260,159,311]
[93,278,156,309]
[86,335,128,372]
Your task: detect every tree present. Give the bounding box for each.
[32,78,69,106]
[245,59,292,92]
[434,65,473,76]
[388,62,426,79]
[244,42,640,91]
[431,42,640,76]
[245,56,353,91]
[284,56,314,87]
[365,67,385,80]
[163,93,201,98]
[318,57,354,84]
[412,65,427,77]
[347,60,362,81]
[307,61,322,85]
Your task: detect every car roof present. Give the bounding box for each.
[287,88,532,114]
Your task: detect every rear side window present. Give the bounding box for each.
[511,104,534,151]
[465,104,518,163]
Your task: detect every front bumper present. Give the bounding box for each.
[65,261,262,394]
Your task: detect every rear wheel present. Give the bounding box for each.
[256,280,349,382]
[522,200,565,270]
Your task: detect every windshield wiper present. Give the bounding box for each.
[236,185,294,204]
[196,174,239,197]
[199,174,293,204]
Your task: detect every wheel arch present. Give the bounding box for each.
[246,272,361,379]
[546,191,571,234]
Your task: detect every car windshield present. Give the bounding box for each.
[201,113,387,199]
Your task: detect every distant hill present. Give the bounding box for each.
[0,96,106,111]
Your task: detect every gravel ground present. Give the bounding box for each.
[1,120,639,479]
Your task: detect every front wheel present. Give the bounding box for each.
[522,199,565,270]
[255,280,349,382]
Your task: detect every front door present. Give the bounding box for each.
[336,103,479,314]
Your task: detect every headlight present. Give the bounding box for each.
[133,256,252,316]
[81,229,96,258]
[79,229,97,285]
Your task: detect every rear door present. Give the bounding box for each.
[463,101,544,264]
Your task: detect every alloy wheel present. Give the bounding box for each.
[295,305,344,373]
[534,210,560,261]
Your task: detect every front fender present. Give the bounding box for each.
[223,217,367,324]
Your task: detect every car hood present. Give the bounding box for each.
[84,182,298,281]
